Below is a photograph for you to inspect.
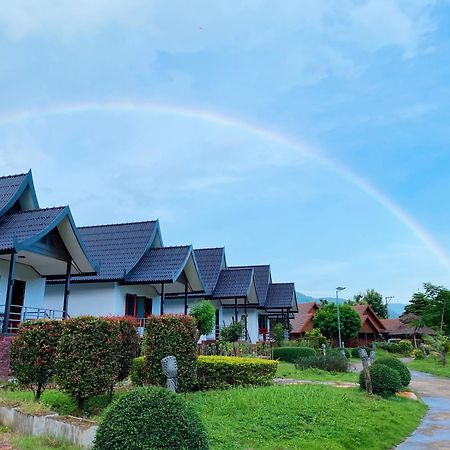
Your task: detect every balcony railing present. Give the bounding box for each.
[0,304,66,334]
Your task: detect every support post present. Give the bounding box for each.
[62,260,71,319]
[234,297,238,322]
[244,296,248,341]
[184,283,188,315]
[160,283,165,315]
[2,253,17,335]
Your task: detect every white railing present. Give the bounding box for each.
[0,304,66,334]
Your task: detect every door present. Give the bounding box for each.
[10,280,26,333]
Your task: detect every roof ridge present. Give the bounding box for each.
[0,173,28,180]
[230,264,270,269]
[79,220,157,229]
[270,282,294,286]
[5,206,66,214]
[223,267,253,272]
[195,246,225,251]
[151,245,191,250]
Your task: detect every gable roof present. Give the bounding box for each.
[265,283,297,310]
[0,206,97,275]
[0,207,66,251]
[194,247,226,295]
[0,171,39,218]
[230,265,271,306]
[213,268,255,299]
[125,245,202,287]
[290,312,315,334]
[352,304,385,331]
[297,302,319,314]
[70,221,160,282]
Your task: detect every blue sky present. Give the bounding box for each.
[0,1,449,302]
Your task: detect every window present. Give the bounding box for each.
[125,294,152,318]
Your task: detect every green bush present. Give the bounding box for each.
[373,357,411,387]
[144,315,197,392]
[302,328,327,348]
[130,357,146,386]
[93,387,209,450]
[398,340,414,355]
[112,316,140,382]
[272,346,315,363]
[220,322,243,342]
[55,316,120,412]
[190,301,216,337]
[342,348,351,359]
[10,320,63,400]
[197,356,277,390]
[412,348,424,359]
[359,364,401,397]
[272,323,285,347]
[351,347,372,359]
[295,350,349,373]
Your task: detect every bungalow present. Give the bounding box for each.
[381,314,437,340]
[0,170,298,345]
[44,221,205,333]
[0,171,97,334]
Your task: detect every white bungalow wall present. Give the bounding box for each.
[44,283,162,318]
[221,307,259,343]
[0,259,46,309]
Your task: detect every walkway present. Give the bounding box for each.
[397,370,450,449]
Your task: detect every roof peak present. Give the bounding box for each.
[79,219,158,229]
[0,173,28,180]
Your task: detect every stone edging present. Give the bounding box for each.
[0,406,98,448]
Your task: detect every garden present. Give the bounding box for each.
[0,305,428,450]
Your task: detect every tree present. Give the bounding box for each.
[189,301,216,337]
[405,283,450,334]
[353,289,387,319]
[313,303,361,341]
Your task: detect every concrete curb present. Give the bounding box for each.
[0,406,98,448]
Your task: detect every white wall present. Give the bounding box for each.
[0,259,46,309]
[221,307,259,343]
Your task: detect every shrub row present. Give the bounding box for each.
[196,356,278,390]
[295,350,349,373]
[11,316,139,411]
[377,340,413,355]
[272,346,315,363]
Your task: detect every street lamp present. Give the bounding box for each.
[336,286,346,354]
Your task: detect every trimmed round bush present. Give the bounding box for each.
[93,387,209,450]
[272,346,316,363]
[398,340,414,355]
[412,348,424,359]
[359,364,401,397]
[373,357,411,387]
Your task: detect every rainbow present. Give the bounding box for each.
[0,99,449,272]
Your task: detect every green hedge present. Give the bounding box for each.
[10,320,63,400]
[56,316,121,412]
[373,357,411,387]
[272,346,316,363]
[197,356,278,390]
[144,315,198,392]
[93,387,209,450]
[130,357,146,386]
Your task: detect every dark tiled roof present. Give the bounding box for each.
[265,283,296,309]
[0,173,28,216]
[194,247,225,295]
[71,221,158,282]
[0,207,65,251]
[125,245,191,283]
[213,268,254,299]
[230,265,270,306]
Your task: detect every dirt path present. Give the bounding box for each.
[397,370,450,449]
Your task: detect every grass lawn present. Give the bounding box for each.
[188,384,427,450]
[1,383,426,450]
[276,361,358,383]
[408,358,450,378]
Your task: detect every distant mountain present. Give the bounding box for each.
[296,292,406,318]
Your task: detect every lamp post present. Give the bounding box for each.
[336,286,346,355]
